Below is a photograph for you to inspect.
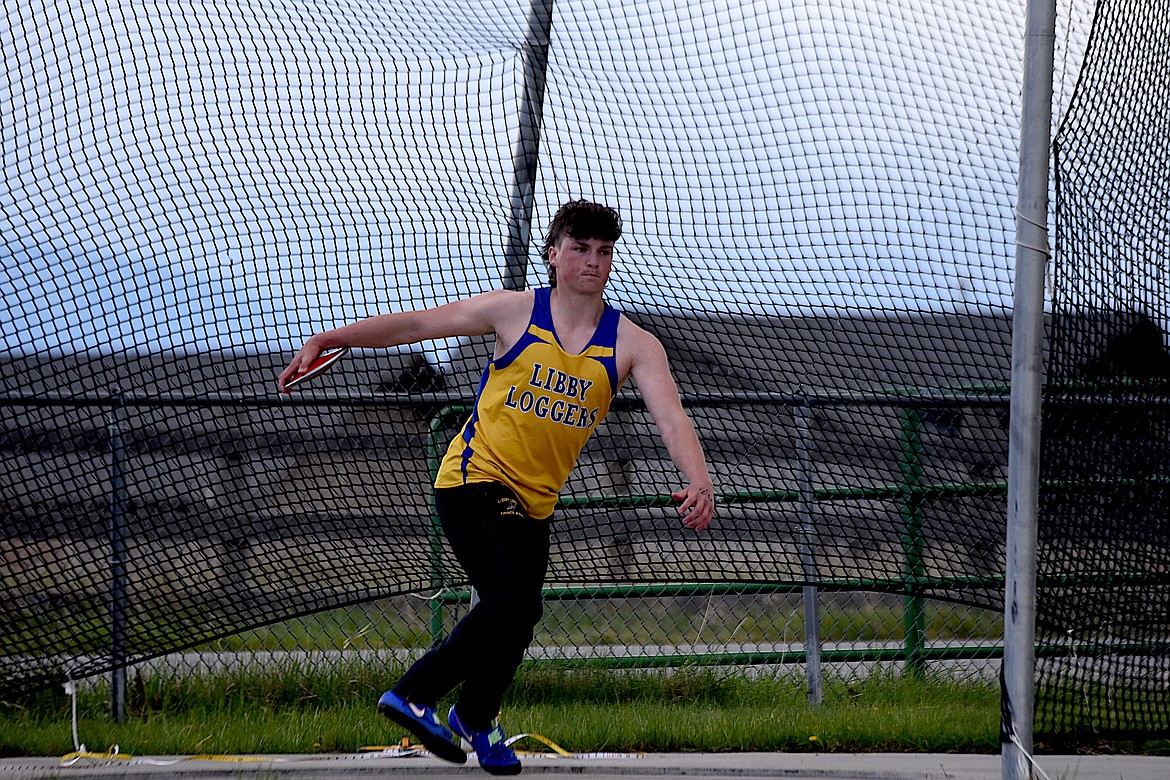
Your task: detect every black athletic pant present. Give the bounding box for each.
[391,481,551,732]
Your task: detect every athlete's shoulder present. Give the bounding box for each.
[464,288,536,356]
[462,287,535,324]
[421,288,531,339]
[615,314,668,380]
[473,287,536,308]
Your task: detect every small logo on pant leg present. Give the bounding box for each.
[497,496,525,519]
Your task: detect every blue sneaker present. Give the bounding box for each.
[376,690,466,764]
[448,705,522,775]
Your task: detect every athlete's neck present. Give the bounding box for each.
[548,286,605,353]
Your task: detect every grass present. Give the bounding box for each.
[4,593,1163,759]
[0,664,1005,758]
[4,664,1168,759]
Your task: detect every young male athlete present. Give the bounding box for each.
[278,200,715,775]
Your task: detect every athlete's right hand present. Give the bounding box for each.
[672,481,715,532]
[277,338,324,394]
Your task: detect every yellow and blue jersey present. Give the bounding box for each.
[434,287,620,519]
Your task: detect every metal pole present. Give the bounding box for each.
[1003,0,1056,777]
[898,407,927,677]
[502,0,555,291]
[109,401,127,722]
[793,405,823,706]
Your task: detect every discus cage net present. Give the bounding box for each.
[2,0,1167,742]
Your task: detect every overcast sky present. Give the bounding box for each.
[2,0,1094,356]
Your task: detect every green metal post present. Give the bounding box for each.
[898,406,927,676]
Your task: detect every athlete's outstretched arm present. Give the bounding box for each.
[625,326,715,531]
[278,289,529,393]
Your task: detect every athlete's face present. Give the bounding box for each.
[549,235,615,293]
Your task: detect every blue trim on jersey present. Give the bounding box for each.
[501,287,620,393]
[492,287,553,371]
[455,287,621,482]
[456,361,493,482]
[593,304,621,395]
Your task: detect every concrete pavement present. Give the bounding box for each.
[0,751,1166,780]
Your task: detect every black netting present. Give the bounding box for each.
[4,0,1156,743]
[1044,0,1170,740]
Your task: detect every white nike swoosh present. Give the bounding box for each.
[409,703,428,718]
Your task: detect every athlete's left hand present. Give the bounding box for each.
[672,481,715,531]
